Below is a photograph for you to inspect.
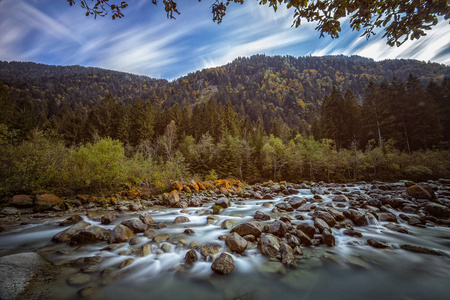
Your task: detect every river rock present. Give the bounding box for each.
[100,213,117,225]
[215,197,231,208]
[312,211,337,227]
[400,244,442,256]
[384,223,410,234]
[230,221,263,238]
[279,242,295,266]
[367,239,389,248]
[225,232,248,254]
[211,253,234,275]
[297,222,316,239]
[121,218,148,233]
[376,212,397,222]
[59,215,83,226]
[268,220,288,237]
[173,216,191,224]
[70,225,110,245]
[219,219,236,230]
[333,195,349,202]
[52,221,91,243]
[0,252,55,300]
[322,230,335,247]
[34,194,62,212]
[1,207,20,215]
[314,218,331,233]
[200,243,222,258]
[135,244,152,257]
[325,208,346,221]
[407,185,431,199]
[258,234,280,257]
[344,209,367,226]
[108,225,134,244]
[153,234,170,243]
[293,229,313,246]
[138,213,155,226]
[10,195,33,208]
[119,258,134,268]
[288,197,306,209]
[77,286,100,300]
[67,273,92,286]
[254,210,270,221]
[425,203,450,219]
[185,249,199,265]
[343,229,363,237]
[275,203,294,212]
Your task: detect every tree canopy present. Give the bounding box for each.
[67,0,450,46]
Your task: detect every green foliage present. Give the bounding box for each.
[205,169,218,182]
[404,165,433,181]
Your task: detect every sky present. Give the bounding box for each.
[0,0,449,80]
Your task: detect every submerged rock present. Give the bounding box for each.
[400,244,442,256]
[59,215,83,226]
[173,216,191,224]
[367,239,390,248]
[200,243,222,258]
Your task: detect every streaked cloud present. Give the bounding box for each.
[0,0,448,80]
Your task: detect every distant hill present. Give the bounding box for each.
[1,55,449,132]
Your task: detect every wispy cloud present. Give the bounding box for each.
[0,0,448,80]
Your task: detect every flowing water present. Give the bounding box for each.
[1,185,449,300]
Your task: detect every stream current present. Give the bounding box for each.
[0,185,449,300]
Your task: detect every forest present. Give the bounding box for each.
[0,55,449,198]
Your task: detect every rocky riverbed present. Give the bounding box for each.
[1,180,450,300]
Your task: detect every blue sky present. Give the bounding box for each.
[1,0,449,80]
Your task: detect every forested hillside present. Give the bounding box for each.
[0,55,449,197]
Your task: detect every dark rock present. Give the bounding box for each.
[221,219,238,229]
[279,242,295,265]
[288,198,306,209]
[275,203,294,212]
[333,195,349,202]
[384,223,410,234]
[184,229,195,234]
[139,213,155,225]
[143,229,157,238]
[258,234,280,257]
[52,221,91,243]
[425,203,450,219]
[59,215,83,226]
[118,258,134,268]
[254,210,270,221]
[367,199,382,208]
[293,230,313,246]
[185,249,198,265]
[70,225,110,245]
[367,239,390,248]
[211,253,234,275]
[263,194,274,200]
[225,232,248,254]
[322,230,335,247]
[400,244,442,256]
[268,220,288,237]
[215,197,231,208]
[77,286,100,300]
[108,225,134,244]
[312,211,337,227]
[407,185,432,199]
[153,234,170,243]
[297,222,315,239]
[314,218,331,233]
[344,209,367,226]
[121,218,148,233]
[376,212,397,222]
[101,213,118,225]
[326,208,346,221]
[173,216,191,224]
[343,229,363,237]
[231,221,263,238]
[1,207,20,215]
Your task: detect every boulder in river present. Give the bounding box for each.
[344,209,367,226]
[230,221,263,238]
[173,216,191,224]
[221,219,237,229]
[70,225,110,245]
[225,232,248,254]
[199,243,222,258]
[268,220,288,237]
[121,218,148,233]
[406,185,431,199]
[384,223,410,234]
[139,213,155,226]
[297,222,316,239]
[10,195,34,208]
[135,244,152,257]
[424,203,450,219]
[367,239,390,248]
[293,230,313,246]
[312,211,337,227]
[215,197,231,208]
[59,215,83,226]
[167,190,180,206]
[52,221,91,243]
[322,230,335,247]
[185,249,199,265]
[108,225,134,244]
[400,244,442,256]
[101,213,118,225]
[211,253,234,275]
[279,242,296,266]
[254,210,270,221]
[275,202,294,212]
[258,234,280,257]
[314,218,331,233]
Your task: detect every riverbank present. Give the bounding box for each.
[1,180,449,300]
